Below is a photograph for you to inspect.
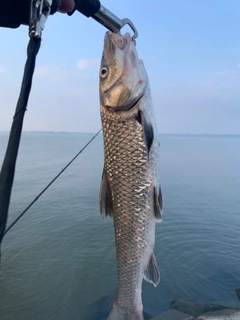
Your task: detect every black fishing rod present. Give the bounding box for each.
[0,0,138,249]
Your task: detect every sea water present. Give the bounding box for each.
[0,132,239,319]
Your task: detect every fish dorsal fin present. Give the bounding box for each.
[100,168,113,218]
[153,185,163,222]
[144,253,160,287]
[137,110,154,158]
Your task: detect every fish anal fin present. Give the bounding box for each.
[153,185,163,222]
[144,252,160,287]
[100,168,113,218]
[139,110,154,158]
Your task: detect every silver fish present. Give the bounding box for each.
[99,31,163,320]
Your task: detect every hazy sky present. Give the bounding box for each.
[0,0,239,134]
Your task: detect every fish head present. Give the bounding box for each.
[99,32,147,111]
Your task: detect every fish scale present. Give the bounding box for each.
[101,107,152,310]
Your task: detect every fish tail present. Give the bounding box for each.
[107,304,144,320]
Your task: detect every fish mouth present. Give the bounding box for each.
[106,32,132,51]
[105,94,143,112]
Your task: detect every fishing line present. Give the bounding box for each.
[3,129,102,237]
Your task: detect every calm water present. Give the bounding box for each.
[0,132,239,319]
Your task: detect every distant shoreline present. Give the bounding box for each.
[0,131,239,137]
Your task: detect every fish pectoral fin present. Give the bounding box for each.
[153,185,163,222]
[100,168,113,218]
[138,110,154,159]
[144,252,160,287]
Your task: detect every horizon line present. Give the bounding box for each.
[0,131,240,136]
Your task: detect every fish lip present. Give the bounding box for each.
[105,94,144,112]
[107,32,132,51]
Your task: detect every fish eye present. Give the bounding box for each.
[100,67,108,79]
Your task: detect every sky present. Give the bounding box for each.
[0,0,240,134]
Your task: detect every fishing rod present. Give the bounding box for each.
[0,0,138,247]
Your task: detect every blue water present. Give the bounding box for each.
[0,132,239,319]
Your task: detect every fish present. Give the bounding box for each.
[99,31,163,320]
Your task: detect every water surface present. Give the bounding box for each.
[0,132,239,319]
